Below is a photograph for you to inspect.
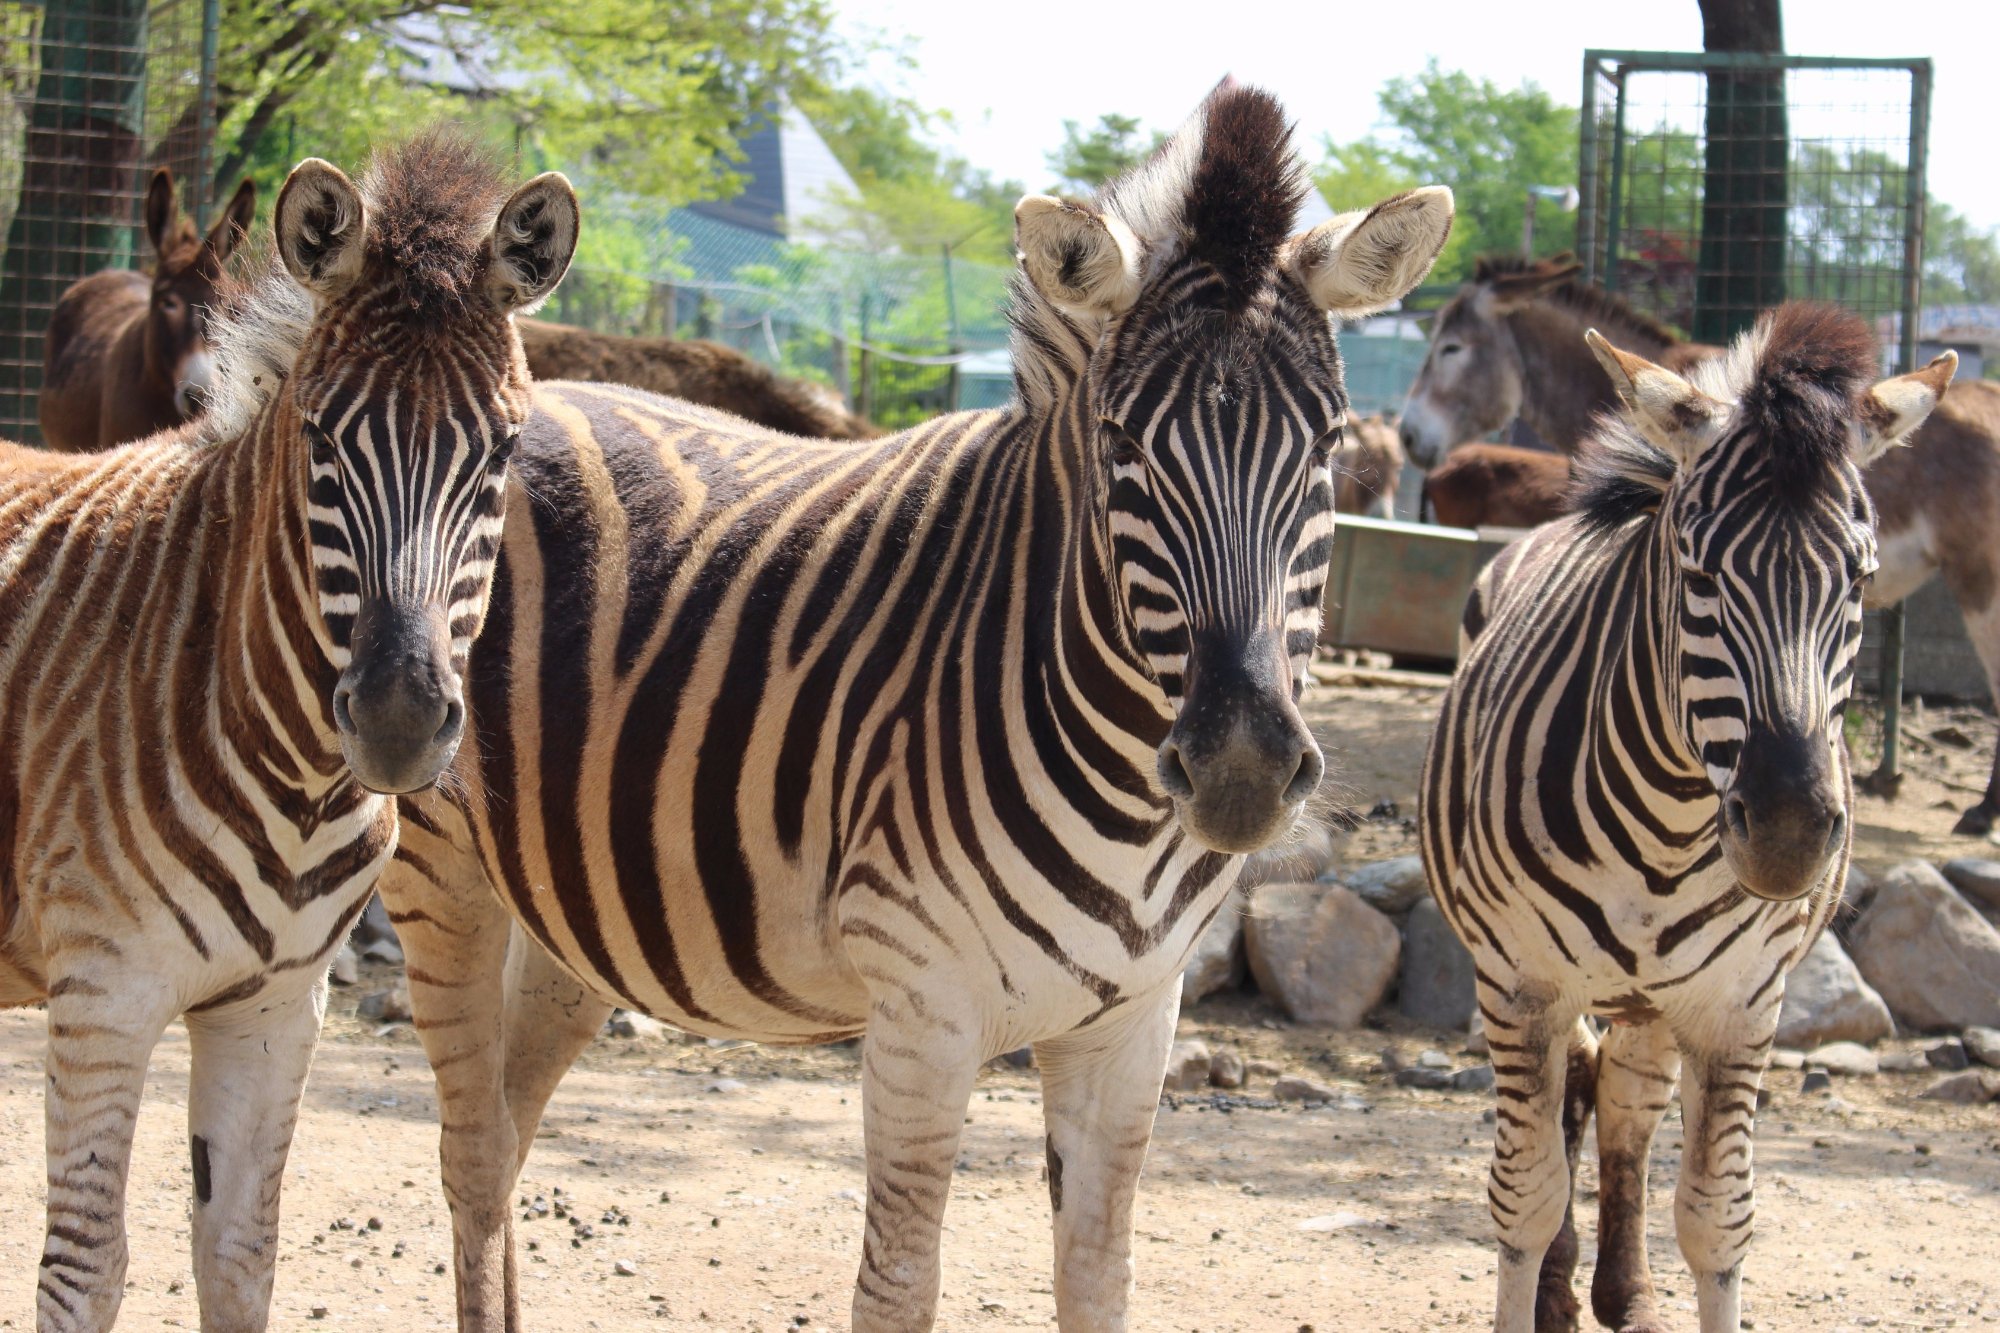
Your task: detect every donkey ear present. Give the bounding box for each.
[1484,257,1585,313]
[1014,195,1144,322]
[1857,350,1956,466]
[1288,186,1453,318]
[144,168,176,257]
[205,177,256,266]
[486,172,579,313]
[275,159,368,299]
[1586,329,1728,463]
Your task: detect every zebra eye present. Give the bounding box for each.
[304,418,337,467]
[1684,570,1720,598]
[1311,426,1343,467]
[488,432,519,467]
[1102,420,1144,468]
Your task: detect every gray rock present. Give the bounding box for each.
[1163,1040,1213,1092]
[1244,882,1401,1028]
[1831,864,1876,947]
[1800,1069,1833,1095]
[1941,859,2000,913]
[1964,1026,2000,1069]
[359,934,403,966]
[1181,905,1246,1002]
[357,984,411,1024]
[1272,1074,1341,1104]
[706,1078,749,1095]
[1847,861,2000,1032]
[1208,1046,1246,1090]
[1398,898,1478,1029]
[1768,1049,1805,1071]
[1918,1069,2000,1103]
[604,1009,665,1040]
[1450,1064,1496,1093]
[352,893,400,949]
[1416,1049,1453,1070]
[1804,1042,1878,1076]
[1926,1040,1970,1071]
[1878,1049,1930,1073]
[1394,1067,1454,1090]
[328,943,360,988]
[1775,933,1894,1049]
[1240,818,1343,889]
[1342,856,1429,916]
[1463,1009,1489,1056]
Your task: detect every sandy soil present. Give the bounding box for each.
[1,679,1997,1331]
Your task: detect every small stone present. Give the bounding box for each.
[1272,1075,1341,1104]
[1878,1049,1929,1072]
[1804,1042,1878,1076]
[1163,1040,1212,1093]
[1342,856,1429,916]
[357,985,411,1024]
[706,1078,748,1095]
[1963,1026,2000,1068]
[1416,1049,1453,1070]
[1450,1064,1496,1093]
[1244,1058,1283,1079]
[1297,1211,1369,1232]
[1800,1069,1833,1095]
[614,1259,638,1277]
[328,944,360,988]
[1463,1009,1488,1056]
[1918,1069,2000,1103]
[1768,1049,1805,1070]
[605,1009,665,1040]
[1926,1040,1970,1071]
[1208,1046,1246,1090]
[1375,1047,1407,1074]
[1394,1067,1453,1090]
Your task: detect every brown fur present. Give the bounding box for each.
[1332,413,1404,516]
[38,170,256,451]
[517,318,878,440]
[1422,443,1570,529]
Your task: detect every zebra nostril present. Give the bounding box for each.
[1283,745,1323,804]
[1723,792,1751,841]
[1824,808,1847,855]
[1157,743,1195,800]
[332,684,357,737]
[434,697,464,747]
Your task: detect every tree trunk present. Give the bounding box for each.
[1694,0,1788,343]
[0,0,149,444]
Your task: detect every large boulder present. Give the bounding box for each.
[1244,882,1400,1028]
[1830,863,1876,950]
[1941,859,2000,926]
[1182,905,1246,1001]
[1398,897,1478,1029]
[1775,932,1895,1049]
[1343,856,1430,916]
[1240,817,1343,889]
[1847,862,2000,1033]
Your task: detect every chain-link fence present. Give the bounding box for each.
[0,0,216,445]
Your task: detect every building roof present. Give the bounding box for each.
[687,103,861,240]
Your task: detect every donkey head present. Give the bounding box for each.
[272,133,578,794]
[1014,86,1452,853]
[142,169,257,420]
[1584,306,1953,900]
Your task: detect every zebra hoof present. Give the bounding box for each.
[1952,803,1996,837]
[1533,1279,1581,1333]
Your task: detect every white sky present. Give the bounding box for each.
[831,0,2000,231]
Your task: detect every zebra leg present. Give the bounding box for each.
[184,977,328,1331]
[380,826,523,1333]
[1534,1019,1600,1333]
[37,965,177,1332]
[1672,1042,1765,1333]
[850,997,981,1332]
[1033,982,1181,1332]
[1480,983,1581,1333]
[496,922,610,1177]
[1589,1019,1682,1333]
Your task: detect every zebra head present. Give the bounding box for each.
[1584,306,1955,900]
[1013,87,1452,853]
[272,135,579,795]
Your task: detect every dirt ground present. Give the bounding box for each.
[1,679,1998,1332]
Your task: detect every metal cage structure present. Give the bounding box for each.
[1577,49,1934,783]
[0,0,217,445]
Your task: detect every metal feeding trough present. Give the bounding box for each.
[1319,516,1525,662]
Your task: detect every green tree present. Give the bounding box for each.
[1923,200,2000,306]
[1046,113,1165,193]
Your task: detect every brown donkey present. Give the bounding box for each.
[39,168,257,451]
[517,316,879,438]
[1420,442,1570,529]
[1333,412,1405,516]
[1403,254,2000,834]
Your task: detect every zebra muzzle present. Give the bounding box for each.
[1716,727,1846,902]
[332,599,466,794]
[1159,630,1323,854]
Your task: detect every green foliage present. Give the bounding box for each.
[1046,113,1166,194]
[1923,199,2000,307]
[214,0,846,209]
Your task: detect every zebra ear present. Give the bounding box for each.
[1288,186,1453,318]
[486,172,580,314]
[1857,351,1956,466]
[1586,329,1728,463]
[275,158,368,299]
[1014,195,1143,322]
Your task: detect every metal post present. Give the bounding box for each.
[1867,60,1932,798]
[1601,65,1630,293]
[941,243,962,413]
[1578,54,1600,283]
[857,293,874,424]
[194,0,220,227]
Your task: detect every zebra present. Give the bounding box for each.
[358,85,1452,1331]
[0,132,577,1331]
[1418,303,1954,1333]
